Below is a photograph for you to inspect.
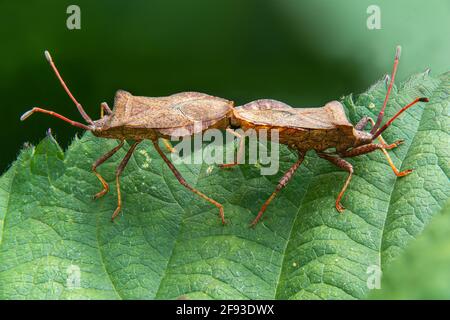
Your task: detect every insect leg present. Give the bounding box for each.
[317,153,353,213]
[354,116,411,176]
[111,141,141,221]
[92,140,125,199]
[219,128,245,168]
[368,117,411,176]
[340,143,412,177]
[357,117,402,147]
[152,138,226,224]
[357,116,403,148]
[100,102,112,118]
[355,116,371,130]
[225,127,242,139]
[250,152,305,227]
[376,142,412,177]
[162,139,176,153]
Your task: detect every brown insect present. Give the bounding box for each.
[20,51,234,222]
[225,46,429,226]
[20,47,428,228]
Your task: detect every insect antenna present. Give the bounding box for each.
[44,50,94,125]
[20,51,94,130]
[370,45,401,134]
[20,107,92,130]
[372,97,429,140]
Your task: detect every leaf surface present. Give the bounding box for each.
[0,72,448,299]
[369,200,450,299]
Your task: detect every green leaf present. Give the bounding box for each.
[369,200,450,299]
[0,72,448,299]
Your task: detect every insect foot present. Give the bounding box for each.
[383,139,405,149]
[336,202,346,213]
[93,186,109,200]
[395,169,413,177]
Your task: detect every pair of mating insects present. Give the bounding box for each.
[21,47,428,226]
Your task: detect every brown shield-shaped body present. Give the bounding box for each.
[93,90,234,140]
[231,99,357,152]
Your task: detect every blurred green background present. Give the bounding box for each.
[0,0,448,173]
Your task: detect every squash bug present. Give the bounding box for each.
[21,51,234,223]
[226,46,429,226]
